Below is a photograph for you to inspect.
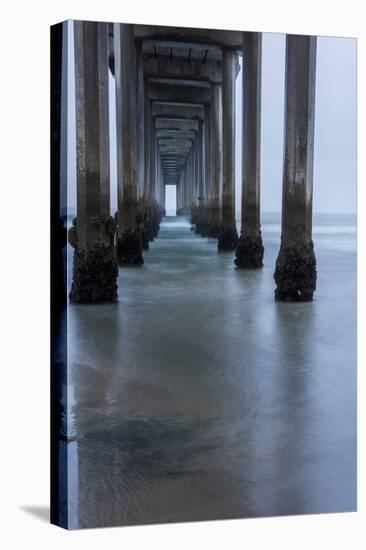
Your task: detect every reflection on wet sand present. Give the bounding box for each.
[68,216,356,528]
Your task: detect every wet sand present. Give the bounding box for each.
[67,214,356,528]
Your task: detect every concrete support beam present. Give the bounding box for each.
[196,104,212,236]
[190,143,196,210]
[274,35,317,301]
[150,122,156,201]
[194,118,210,236]
[149,77,211,88]
[152,102,204,121]
[207,83,222,237]
[148,82,211,104]
[137,86,150,252]
[176,178,181,212]
[235,32,264,268]
[142,104,157,242]
[194,131,201,207]
[198,120,204,202]
[218,49,239,250]
[144,92,152,202]
[69,21,118,303]
[184,164,189,213]
[191,146,196,210]
[114,23,143,265]
[156,130,196,140]
[139,92,154,249]
[143,54,223,83]
[157,149,162,203]
[136,40,145,201]
[179,165,185,213]
[204,105,212,206]
[155,117,200,132]
[134,26,246,49]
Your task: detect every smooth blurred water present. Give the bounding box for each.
[67,213,356,528]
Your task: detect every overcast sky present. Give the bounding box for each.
[257,33,356,214]
[66,26,356,214]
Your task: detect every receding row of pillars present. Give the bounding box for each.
[66,21,317,304]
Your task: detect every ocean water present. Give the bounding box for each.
[66,212,356,528]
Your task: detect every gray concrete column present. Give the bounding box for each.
[200,104,212,236]
[187,149,194,215]
[194,131,201,206]
[180,168,186,213]
[68,21,118,303]
[176,168,182,214]
[136,40,145,202]
[198,120,204,205]
[235,32,264,268]
[185,162,190,214]
[204,105,212,207]
[190,133,200,227]
[142,104,153,244]
[177,169,183,214]
[190,142,195,208]
[194,120,206,234]
[139,85,152,251]
[195,114,211,237]
[154,131,158,202]
[176,175,181,213]
[114,23,143,265]
[157,149,162,205]
[183,163,189,214]
[209,83,222,237]
[191,144,195,212]
[144,92,151,203]
[150,120,156,202]
[274,35,317,301]
[149,124,162,238]
[218,48,239,250]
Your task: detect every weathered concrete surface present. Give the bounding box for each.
[114,23,143,265]
[274,241,316,302]
[148,81,211,104]
[143,53,223,83]
[134,25,246,48]
[218,223,239,251]
[144,92,152,202]
[152,102,204,121]
[218,49,238,250]
[116,229,144,266]
[208,83,222,238]
[193,105,212,237]
[235,234,264,268]
[236,32,264,268]
[136,41,145,201]
[69,246,118,303]
[274,35,317,301]
[69,25,318,301]
[70,21,118,303]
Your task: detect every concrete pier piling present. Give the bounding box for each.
[218,49,239,251]
[61,24,321,305]
[235,32,264,268]
[69,21,118,303]
[208,83,222,238]
[274,35,317,301]
[114,23,144,265]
